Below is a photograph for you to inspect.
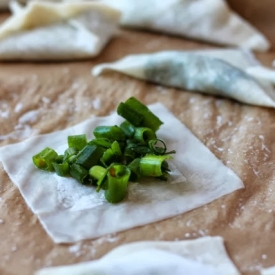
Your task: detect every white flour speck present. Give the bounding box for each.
[185,233,190,237]
[69,243,81,254]
[262,254,267,260]
[0,219,4,224]
[18,110,39,124]
[186,220,192,227]
[92,98,101,110]
[14,103,23,113]
[216,116,222,125]
[42,97,50,104]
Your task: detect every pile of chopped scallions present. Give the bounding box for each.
[32,97,176,203]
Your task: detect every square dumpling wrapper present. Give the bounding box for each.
[0,103,244,243]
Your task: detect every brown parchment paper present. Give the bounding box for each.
[0,2,275,275]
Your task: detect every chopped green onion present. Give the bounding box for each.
[32,147,58,171]
[88,138,112,148]
[68,155,77,164]
[93,126,125,141]
[117,97,163,132]
[101,148,116,167]
[52,159,69,177]
[139,154,173,177]
[148,139,176,155]
[89,165,108,191]
[104,164,131,203]
[32,96,177,204]
[75,145,105,169]
[69,163,90,185]
[111,140,122,156]
[68,134,87,151]
[117,102,144,126]
[64,147,78,161]
[120,121,135,138]
[134,127,157,144]
[127,158,141,181]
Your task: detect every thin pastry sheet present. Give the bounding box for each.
[0,103,243,243]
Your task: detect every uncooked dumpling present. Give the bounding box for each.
[0,1,121,60]
[35,236,240,275]
[92,49,275,108]
[98,0,270,52]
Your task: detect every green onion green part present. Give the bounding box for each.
[93,126,125,141]
[134,127,157,144]
[32,147,58,171]
[68,134,87,151]
[52,160,69,177]
[118,97,163,132]
[117,102,144,126]
[89,165,108,191]
[69,163,89,184]
[120,121,135,138]
[75,145,105,169]
[139,154,173,177]
[104,164,131,203]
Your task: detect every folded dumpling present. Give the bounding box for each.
[35,237,240,275]
[0,1,121,60]
[92,49,275,108]
[98,0,270,52]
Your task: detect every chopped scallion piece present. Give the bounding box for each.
[148,139,176,155]
[32,147,58,171]
[68,134,87,151]
[69,163,90,185]
[104,164,131,203]
[139,154,173,177]
[75,145,105,169]
[52,160,69,177]
[32,96,177,204]
[120,121,135,138]
[89,165,108,191]
[93,126,125,141]
[117,97,163,132]
[88,138,112,149]
[64,147,78,161]
[134,127,157,144]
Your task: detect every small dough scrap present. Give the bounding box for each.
[92,49,275,108]
[0,103,243,243]
[99,0,270,52]
[35,236,240,275]
[0,1,121,60]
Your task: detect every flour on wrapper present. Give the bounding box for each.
[99,0,269,52]
[35,236,240,275]
[92,49,275,108]
[0,103,244,243]
[0,1,120,60]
